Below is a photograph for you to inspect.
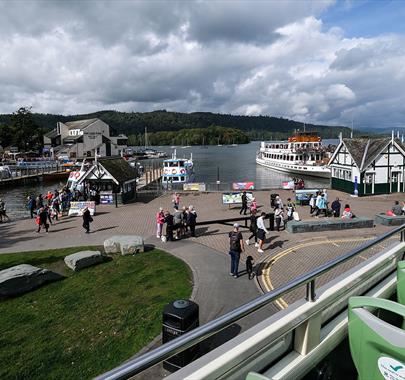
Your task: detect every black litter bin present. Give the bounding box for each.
[270,193,279,208]
[267,212,275,231]
[162,299,199,372]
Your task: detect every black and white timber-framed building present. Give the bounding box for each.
[78,157,137,204]
[328,134,405,196]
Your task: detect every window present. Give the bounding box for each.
[172,176,179,181]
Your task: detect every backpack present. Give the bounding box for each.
[229,232,241,251]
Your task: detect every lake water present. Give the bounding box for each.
[0,141,335,217]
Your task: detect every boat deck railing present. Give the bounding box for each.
[96,224,405,380]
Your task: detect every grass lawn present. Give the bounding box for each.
[0,247,192,380]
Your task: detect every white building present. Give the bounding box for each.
[328,135,405,195]
[44,118,127,159]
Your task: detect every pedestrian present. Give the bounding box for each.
[342,204,353,219]
[182,206,188,234]
[172,192,180,210]
[312,191,321,217]
[187,205,197,237]
[228,223,244,278]
[315,194,327,217]
[164,210,174,241]
[274,195,283,210]
[250,197,257,213]
[82,206,93,233]
[0,198,10,222]
[274,206,284,231]
[173,207,184,239]
[309,194,316,215]
[239,191,248,215]
[257,212,269,254]
[323,188,328,206]
[36,193,44,208]
[156,207,165,239]
[36,207,50,233]
[392,201,403,216]
[27,195,37,219]
[246,209,259,247]
[286,198,295,221]
[331,197,341,217]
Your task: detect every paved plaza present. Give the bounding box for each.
[1,189,402,313]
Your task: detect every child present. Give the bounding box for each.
[156,207,165,238]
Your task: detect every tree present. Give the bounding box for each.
[10,107,43,152]
[0,123,14,148]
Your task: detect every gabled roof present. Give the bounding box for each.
[64,118,99,130]
[98,157,137,183]
[44,129,58,138]
[334,137,405,172]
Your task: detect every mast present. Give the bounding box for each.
[144,127,148,148]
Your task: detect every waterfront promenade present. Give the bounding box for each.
[1,189,402,311]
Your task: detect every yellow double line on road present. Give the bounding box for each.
[261,237,374,310]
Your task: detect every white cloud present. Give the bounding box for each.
[0,0,404,129]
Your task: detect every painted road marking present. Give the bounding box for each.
[261,237,374,309]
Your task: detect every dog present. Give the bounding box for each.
[246,255,254,280]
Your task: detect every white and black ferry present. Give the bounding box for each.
[256,131,332,178]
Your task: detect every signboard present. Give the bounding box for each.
[100,194,114,204]
[68,201,96,216]
[183,183,206,191]
[232,182,255,190]
[222,192,254,205]
[295,189,319,204]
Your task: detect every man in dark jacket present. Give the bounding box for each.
[28,195,37,219]
[331,197,341,218]
[82,207,93,233]
[228,223,245,278]
[239,191,248,215]
[187,206,197,237]
[164,211,174,241]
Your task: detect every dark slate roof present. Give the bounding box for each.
[361,138,390,170]
[99,157,137,183]
[342,138,369,168]
[343,137,405,171]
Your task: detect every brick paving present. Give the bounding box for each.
[1,189,403,308]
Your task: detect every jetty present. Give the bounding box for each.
[0,166,69,187]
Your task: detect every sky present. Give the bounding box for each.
[1,0,405,129]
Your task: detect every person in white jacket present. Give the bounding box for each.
[256,212,269,254]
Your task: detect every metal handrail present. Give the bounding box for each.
[96,223,405,380]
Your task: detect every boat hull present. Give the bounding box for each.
[256,157,330,179]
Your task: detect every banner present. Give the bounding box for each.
[222,192,254,205]
[183,183,206,191]
[282,181,295,190]
[100,194,114,204]
[232,182,255,190]
[68,201,96,216]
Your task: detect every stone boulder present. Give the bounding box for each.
[104,235,144,255]
[0,264,63,299]
[64,250,105,271]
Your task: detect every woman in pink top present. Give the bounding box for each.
[250,198,257,213]
[156,207,165,238]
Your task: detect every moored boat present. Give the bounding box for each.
[256,131,332,178]
[162,150,194,187]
